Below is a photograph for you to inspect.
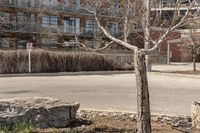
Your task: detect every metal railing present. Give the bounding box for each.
[0,1,120,16]
[0,1,84,14]
[151,0,200,9]
[0,22,36,32]
[0,22,121,37]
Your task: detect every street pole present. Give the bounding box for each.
[28,50,31,73]
[26,42,32,73]
[167,43,171,64]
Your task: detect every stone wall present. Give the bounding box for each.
[192,101,200,129]
[0,97,80,128]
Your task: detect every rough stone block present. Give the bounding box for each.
[192,101,200,129]
[0,97,80,128]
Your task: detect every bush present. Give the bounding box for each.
[0,49,134,74]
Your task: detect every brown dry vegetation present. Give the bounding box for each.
[0,49,134,74]
[36,110,200,133]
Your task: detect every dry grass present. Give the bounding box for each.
[0,49,134,74]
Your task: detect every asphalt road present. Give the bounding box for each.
[0,72,199,116]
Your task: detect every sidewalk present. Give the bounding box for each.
[152,62,200,71]
[0,63,199,78]
[151,62,200,78]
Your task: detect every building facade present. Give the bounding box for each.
[0,0,121,49]
[151,0,200,62]
[0,0,199,62]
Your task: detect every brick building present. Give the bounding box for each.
[151,0,200,62]
[151,29,200,62]
[0,0,199,63]
[0,0,122,49]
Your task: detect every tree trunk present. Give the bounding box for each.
[134,49,151,133]
[143,0,152,72]
[193,55,197,72]
[145,55,152,72]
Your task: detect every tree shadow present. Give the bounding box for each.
[1,90,38,94]
[67,118,137,133]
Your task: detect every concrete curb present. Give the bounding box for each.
[0,71,199,78]
[0,71,134,78]
[149,71,200,79]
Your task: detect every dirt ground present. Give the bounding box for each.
[37,111,200,133]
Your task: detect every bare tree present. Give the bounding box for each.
[190,30,200,72]
[180,27,200,72]
[74,0,200,133]
[1,0,198,132]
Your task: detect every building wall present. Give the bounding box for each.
[0,0,197,63]
[151,30,182,62]
[151,29,200,62]
[0,0,122,49]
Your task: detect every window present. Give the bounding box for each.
[107,22,118,35]
[12,0,36,7]
[16,13,34,31]
[76,0,80,9]
[64,18,80,34]
[0,38,9,48]
[30,14,36,31]
[17,0,26,6]
[30,14,35,24]
[42,16,58,27]
[27,0,35,7]
[163,0,168,5]
[0,13,10,30]
[64,18,76,33]
[42,0,58,7]
[85,19,100,35]
[0,12,9,23]
[16,13,30,23]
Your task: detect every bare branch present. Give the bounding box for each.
[56,40,114,52]
[94,13,137,50]
[145,0,198,54]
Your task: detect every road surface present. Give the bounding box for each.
[0,72,199,116]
